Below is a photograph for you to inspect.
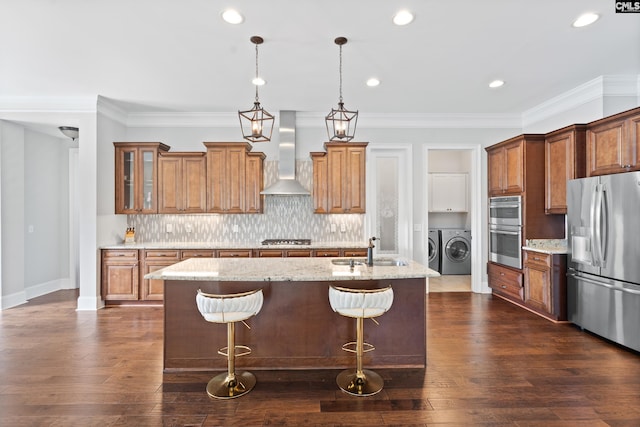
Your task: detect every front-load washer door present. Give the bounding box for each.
[445,237,470,263]
[428,238,437,263]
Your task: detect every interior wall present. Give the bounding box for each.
[0,120,26,307]
[24,128,73,292]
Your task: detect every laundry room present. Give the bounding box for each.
[427,149,473,291]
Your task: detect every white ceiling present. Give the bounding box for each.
[1,0,639,118]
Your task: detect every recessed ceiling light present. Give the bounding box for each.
[221,9,244,24]
[252,77,265,86]
[572,12,599,28]
[489,80,505,88]
[393,10,414,26]
[366,78,380,87]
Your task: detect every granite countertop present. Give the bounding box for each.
[101,241,368,250]
[522,239,568,254]
[145,257,439,282]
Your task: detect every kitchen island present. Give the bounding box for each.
[146,257,438,372]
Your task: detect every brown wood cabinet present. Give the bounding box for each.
[141,250,180,300]
[587,107,640,176]
[311,142,367,214]
[180,250,215,260]
[544,125,586,214]
[204,142,264,213]
[114,142,170,214]
[158,152,206,214]
[101,249,139,301]
[487,138,526,196]
[523,250,567,321]
[488,262,523,301]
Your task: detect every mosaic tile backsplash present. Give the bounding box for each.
[127,161,365,243]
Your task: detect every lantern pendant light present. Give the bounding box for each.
[239,36,274,143]
[325,37,358,142]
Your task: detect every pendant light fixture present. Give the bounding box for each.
[239,36,274,143]
[325,36,358,142]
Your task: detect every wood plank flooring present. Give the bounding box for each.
[1,289,639,426]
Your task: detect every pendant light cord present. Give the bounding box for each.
[255,42,260,103]
[338,43,343,104]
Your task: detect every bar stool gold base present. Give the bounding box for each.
[206,371,256,399]
[336,369,384,397]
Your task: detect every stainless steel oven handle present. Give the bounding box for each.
[490,204,520,208]
[568,272,640,295]
[490,229,520,236]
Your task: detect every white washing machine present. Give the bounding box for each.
[428,229,440,272]
[440,229,471,275]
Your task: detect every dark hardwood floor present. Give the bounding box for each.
[1,289,639,426]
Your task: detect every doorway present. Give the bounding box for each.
[425,147,482,293]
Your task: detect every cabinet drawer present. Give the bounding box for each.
[314,249,341,257]
[144,250,180,260]
[102,249,138,260]
[218,250,252,258]
[488,263,523,299]
[285,250,312,257]
[523,251,551,269]
[342,249,367,257]
[181,250,215,260]
[255,249,284,258]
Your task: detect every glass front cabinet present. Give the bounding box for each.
[114,142,170,214]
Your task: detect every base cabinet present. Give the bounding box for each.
[102,247,367,303]
[523,251,567,321]
[488,262,523,301]
[101,250,139,301]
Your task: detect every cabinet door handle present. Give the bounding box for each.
[500,272,505,276]
[501,285,507,288]
[533,257,541,261]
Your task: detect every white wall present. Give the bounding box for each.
[0,121,26,307]
[0,121,74,308]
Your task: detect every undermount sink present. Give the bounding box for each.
[331,257,409,267]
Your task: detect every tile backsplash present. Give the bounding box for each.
[127,160,364,243]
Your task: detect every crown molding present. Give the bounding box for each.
[97,96,128,124]
[522,75,640,128]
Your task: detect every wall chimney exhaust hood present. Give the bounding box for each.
[260,110,311,196]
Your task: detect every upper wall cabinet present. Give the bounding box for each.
[429,173,468,212]
[487,136,535,196]
[586,107,640,176]
[114,142,170,214]
[311,142,367,214]
[203,142,265,214]
[544,125,586,214]
[158,152,207,214]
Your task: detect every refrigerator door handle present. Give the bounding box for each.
[568,271,640,296]
[600,184,608,268]
[592,184,604,267]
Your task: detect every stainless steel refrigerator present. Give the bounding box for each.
[567,171,640,352]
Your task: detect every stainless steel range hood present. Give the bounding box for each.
[261,110,310,196]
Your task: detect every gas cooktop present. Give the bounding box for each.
[261,239,311,246]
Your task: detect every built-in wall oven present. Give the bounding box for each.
[489,196,522,269]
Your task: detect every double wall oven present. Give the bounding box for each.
[489,195,522,269]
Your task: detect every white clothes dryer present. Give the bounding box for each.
[440,229,471,275]
[428,229,440,272]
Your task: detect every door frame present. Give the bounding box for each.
[425,145,486,294]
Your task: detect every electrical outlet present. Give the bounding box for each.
[185,224,193,233]
[28,225,34,233]
[166,224,173,233]
[413,224,422,232]
[340,224,346,233]
[232,224,239,233]
[330,223,337,233]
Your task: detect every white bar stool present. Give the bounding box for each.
[328,285,394,396]
[196,288,263,399]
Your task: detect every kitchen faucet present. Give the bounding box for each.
[367,237,378,266]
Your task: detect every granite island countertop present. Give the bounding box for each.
[101,241,368,250]
[522,239,568,254]
[145,256,439,282]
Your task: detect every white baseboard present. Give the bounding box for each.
[24,279,69,300]
[1,291,28,310]
[76,296,104,311]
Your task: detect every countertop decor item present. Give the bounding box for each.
[238,35,274,143]
[325,37,358,142]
